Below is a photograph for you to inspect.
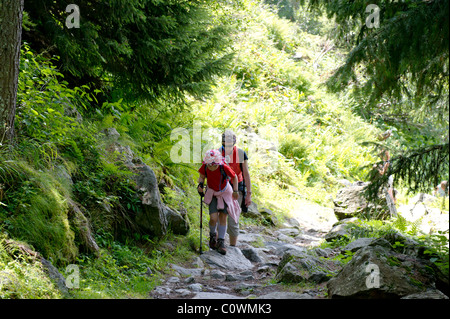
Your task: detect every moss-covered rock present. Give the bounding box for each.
[327,244,449,299]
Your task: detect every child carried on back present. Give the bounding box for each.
[197,149,241,255]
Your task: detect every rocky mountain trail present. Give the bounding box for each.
[149,182,449,300]
[149,208,335,300]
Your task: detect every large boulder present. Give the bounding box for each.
[327,243,449,299]
[103,128,190,237]
[333,182,391,220]
[333,182,369,220]
[165,207,190,236]
[132,162,168,236]
[133,163,190,236]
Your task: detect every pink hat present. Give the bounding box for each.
[203,149,224,165]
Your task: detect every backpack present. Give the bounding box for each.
[204,164,229,191]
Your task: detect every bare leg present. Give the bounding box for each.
[210,212,218,228]
[218,212,227,227]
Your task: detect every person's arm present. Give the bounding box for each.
[382,161,390,175]
[376,160,389,176]
[198,173,205,194]
[232,174,239,200]
[242,160,252,206]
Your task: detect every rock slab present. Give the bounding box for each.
[200,246,254,271]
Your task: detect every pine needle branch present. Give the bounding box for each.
[364,143,449,201]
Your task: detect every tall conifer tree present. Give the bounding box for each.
[303,0,449,196]
[23,0,235,102]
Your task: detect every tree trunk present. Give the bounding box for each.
[0,0,24,144]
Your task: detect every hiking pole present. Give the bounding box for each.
[199,192,204,255]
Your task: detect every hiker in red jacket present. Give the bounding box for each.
[221,130,252,247]
[197,149,240,255]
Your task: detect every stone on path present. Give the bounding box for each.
[171,264,205,277]
[193,292,244,299]
[200,246,254,271]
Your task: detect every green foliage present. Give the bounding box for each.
[306,0,449,110]
[418,230,449,277]
[178,0,384,219]
[3,45,141,265]
[266,0,335,36]
[303,0,449,198]
[16,45,96,146]
[264,0,298,22]
[333,249,355,266]
[72,226,201,298]
[72,238,161,299]
[23,0,236,101]
[0,159,78,266]
[279,133,309,169]
[320,235,351,250]
[194,1,378,189]
[365,143,449,200]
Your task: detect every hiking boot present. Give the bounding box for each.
[217,238,227,255]
[209,233,217,250]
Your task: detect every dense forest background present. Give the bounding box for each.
[0,0,448,298]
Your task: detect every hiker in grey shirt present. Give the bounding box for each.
[221,130,252,246]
